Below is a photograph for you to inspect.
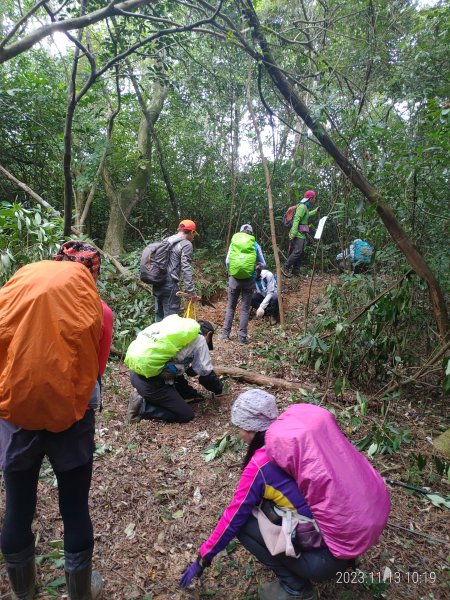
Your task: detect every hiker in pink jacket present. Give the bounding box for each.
[179,389,390,600]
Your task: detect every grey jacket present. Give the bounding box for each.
[166,233,195,294]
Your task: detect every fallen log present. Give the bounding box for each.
[215,365,314,391]
[112,352,315,392]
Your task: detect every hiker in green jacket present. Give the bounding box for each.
[282,191,318,278]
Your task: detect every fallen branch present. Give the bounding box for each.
[215,365,314,391]
[0,164,60,216]
[112,356,317,393]
[379,339,450,398]
[110,346,125,358]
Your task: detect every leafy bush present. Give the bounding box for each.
[295,272,434,390]
[0,202,63,284]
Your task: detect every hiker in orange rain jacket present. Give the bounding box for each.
[0,242,113,600]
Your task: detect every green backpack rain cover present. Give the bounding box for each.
[229,232,256,279]
[124,314,200,378]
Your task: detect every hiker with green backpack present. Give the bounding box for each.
[220,224,266,344]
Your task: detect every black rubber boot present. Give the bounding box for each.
[3,542,36,600]
[259,580,316,600]
[127,390,143,423]
[65,548,103,600]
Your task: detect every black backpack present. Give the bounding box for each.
[140,237,179,285]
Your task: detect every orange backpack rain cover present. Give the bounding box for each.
[0,260,102,432]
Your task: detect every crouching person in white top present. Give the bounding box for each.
[251,265,279,325]
[127,318,223,423]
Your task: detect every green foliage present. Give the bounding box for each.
[35,540,66,596]
[194,247,228,300]
[296,273,435,388]
[406,452,450,487]
[356,422,412,457]
[425,493,450,510]
[100,251,154,353]
[201,433,244,462]
[360,570,389,599]
[0,202,63,284]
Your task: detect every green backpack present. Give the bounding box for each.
[124,314,200,378]
[229,232,257,279]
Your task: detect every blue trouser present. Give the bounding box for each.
[153,279,181,322]
[237,515,348,594]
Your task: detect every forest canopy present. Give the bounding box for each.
[1,0,449,366]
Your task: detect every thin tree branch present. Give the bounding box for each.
[0,0,153,63]
[0,0,49,50]
[0,164,60,216]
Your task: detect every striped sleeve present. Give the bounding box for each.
[199,457,266,562]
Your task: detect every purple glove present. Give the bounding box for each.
[179,556,206,588]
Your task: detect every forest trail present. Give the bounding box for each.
[1,275,447,600]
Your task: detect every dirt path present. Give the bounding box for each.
[0,274,448,599]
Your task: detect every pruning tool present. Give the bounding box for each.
[176,291,216,309]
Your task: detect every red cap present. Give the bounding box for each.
[178,219,197,233]
[304,190,316,199]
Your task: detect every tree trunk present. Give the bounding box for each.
[225,92,240,251]
[63,4,85,237]
[127,63,179,224]
[243,1,448,340]
[102,79,167,255]
[151,127,180,223]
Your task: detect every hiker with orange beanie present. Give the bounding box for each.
[145,220,200,322]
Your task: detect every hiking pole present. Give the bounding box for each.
[385,479,431,495]
[387,522,450,545]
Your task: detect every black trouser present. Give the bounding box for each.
[1,458,94,555]
[131,371,222,424]
[131,372,194,423]
[237,515,348,594]
[251,292,279,318]
[285,238,305,274]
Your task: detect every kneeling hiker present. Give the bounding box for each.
[251,264,279,324]
[336,239,374,273]
[0,247,113,600]
[180,390,390,600]
[126,315,223,423]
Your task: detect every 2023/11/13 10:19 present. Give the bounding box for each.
[336,570,437,584]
